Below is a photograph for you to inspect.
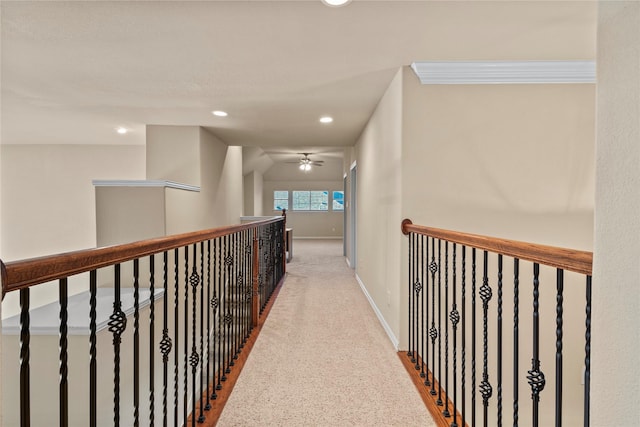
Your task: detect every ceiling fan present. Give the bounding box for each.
[286,153,324,171]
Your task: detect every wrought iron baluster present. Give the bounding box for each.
[190,244,200,427]
[437,239,443,406]
[19,287,30,427]
[555,269,564,427]
[420,234,426,379]
[425,237,431,387]
[205,241,212,411]
[198,242,206,423]
[183,248,189,426]
[497,255,503,427]
[450,244,459,427]
[527,263,546,427]
[443,242,451,417]
[90,270,98,427]
[233,232,240,362]
[110,264,127,427]
[224,234,232,379]
[429,237,437,396]
[480,251,493,427]
[133,259,140,427]
[149,255,155,427]
[408,233,414,361]
[160,252,172,427]
[584,276,591,427]
[213,237,221,397]
[461,247,466,427]
[413,233,420,368]
[471,248,476,427]
[173,249,179,427]
[513,258,519,427]
[59,278,69,427]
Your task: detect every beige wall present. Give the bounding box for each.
[263,180,344,238]
[401,68,595,249]
[1,144,146,318]
[146,125,200,187]
[592,2,640,425]
[354,68,404,345]
[243,170,264,217]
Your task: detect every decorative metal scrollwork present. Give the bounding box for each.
[245,288,252,302]
[210,295,219,311]
[413,281,422,293]
[449,309,460,326]
[189,272,199,288]
[480,379,493,401]
[480,281,492,302]
[527,362,546,401]
[224,254,233,266]
[429,260,438,275]
[160,331,172,363]
[429,325,438,343]
[223,313,233,326]
[189,351,199,368]
[108,307,127,344]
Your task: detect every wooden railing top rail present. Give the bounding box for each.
[1,216,284,297]
[401,218,593,276]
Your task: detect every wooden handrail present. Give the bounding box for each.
[401,218,592,276]
[1,216,284,297]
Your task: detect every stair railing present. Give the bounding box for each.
[401,219,592,427]
[1,215,286,427]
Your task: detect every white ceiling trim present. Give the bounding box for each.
[410,61,596,84]
[92,180,200,192]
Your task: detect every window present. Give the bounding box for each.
[332,191,344,211]
[273,191,288,211]
[292,191,328,211]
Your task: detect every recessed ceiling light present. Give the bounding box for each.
[212,110,228,117]
[116,127,128,134]
[321,0,351,7]
[319,116,333,124]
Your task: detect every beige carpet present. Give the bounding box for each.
[217,239,434,427]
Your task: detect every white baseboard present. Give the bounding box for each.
[293,236,343,240]
[345,257,351,268]
[355,273,399,350]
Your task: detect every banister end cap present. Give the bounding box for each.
[401,219,413,235]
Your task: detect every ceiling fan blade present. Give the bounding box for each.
[310,162,323,166]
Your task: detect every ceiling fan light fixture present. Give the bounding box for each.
[321,0,351,7]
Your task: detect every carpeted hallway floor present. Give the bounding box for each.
[217,239,434,426]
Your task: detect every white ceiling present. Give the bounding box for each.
[1,1,596,168]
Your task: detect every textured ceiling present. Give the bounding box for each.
[1,1,596,167]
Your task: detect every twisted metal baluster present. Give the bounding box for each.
[19,288,31,427]
[420,234,426,379]
[160,252,172,427]
[461,247,466,427]
[149,255,155,427]
[198,242,206,423]
[190,244,200,427]
[527,263,546,427]
[437,239,443,406]
[133,259,140,427]
[443,242,451,417]
[497,255,503,427]
[513,258,519,427]
[59,278,69,427]
[110,264,127,427]
[205,241,212,411]
[584,276,591,427]
[89,270,98,426]
[408,232,413,360]
[555,269,564,427]
[183,248,189,426]
[479,251,493,427]
[471,248,476,427]
[450,244,459,427]
[425,236,431,387]
[414,234,422,369]
[173,249,179,426]
[429,237,438,396]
